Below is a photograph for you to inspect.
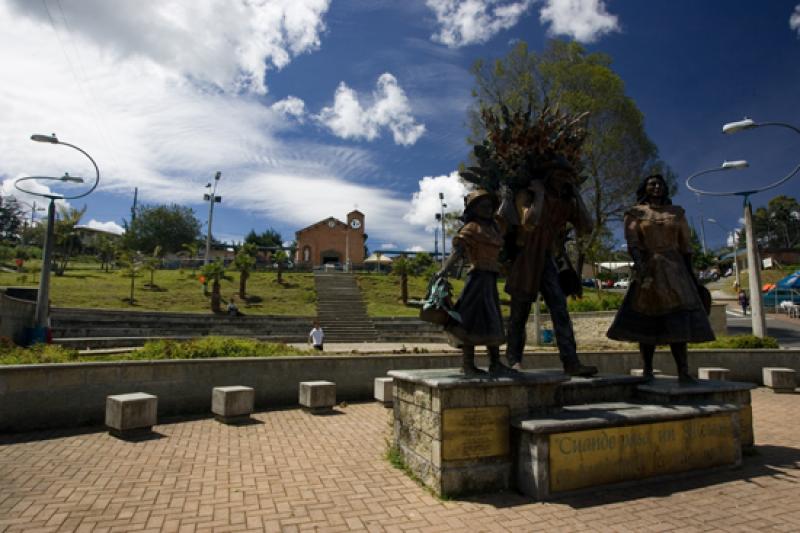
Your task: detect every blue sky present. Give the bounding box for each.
[1,0,799,253]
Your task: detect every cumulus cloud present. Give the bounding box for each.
[406,245,426,252]
[539,0,620,43]
[1,175,72,211]
[426,0,534,47]
[81,219,125,235]
[380,243,398,250]
[316,73,426,146]
[271,96,306,121]
[791,5,800,35]
[403,171,469,231]
[6,0,330,95]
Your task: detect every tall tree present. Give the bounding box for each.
[124,204,201,253]
[244,228,283,248]
[469,40,673,275]
[53,205,87,275]
[0,196,23,243]
[752,195,800,249]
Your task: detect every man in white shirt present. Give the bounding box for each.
[308,321,324,351]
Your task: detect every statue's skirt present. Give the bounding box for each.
[445,269,506,348]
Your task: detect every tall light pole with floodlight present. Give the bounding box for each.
[203,171,222,265]
[438,192,447,268]
[707,217,741,289]
[687,117,800,338]
[14,134,100,333]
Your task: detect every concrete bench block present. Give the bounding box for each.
[106,392,157,436]
[212,386,255,423]
[698,367,730,381]
[762,368,797,393]
[299,381,336,412]
[374,377,393,407]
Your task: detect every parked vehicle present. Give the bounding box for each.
[581,278,596,288]
[613,279,630,289]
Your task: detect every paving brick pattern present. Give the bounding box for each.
[1,388,799,532]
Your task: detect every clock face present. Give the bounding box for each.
[327,219,336,228]
[350,219,362,229]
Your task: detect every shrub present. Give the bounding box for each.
[690,335,779,350]
[0,340,79,365]
[135,336,312,360]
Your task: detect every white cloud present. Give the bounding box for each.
[272,96,306,121]
[426,0,534,47]
[316,73,426,146]
[403,171,469,231]
[380,243,398,250]
[791,5,800,35]
[82,219,125,235]
[539,0,620,43]
[406,245,426,252]
[1,176,72,211]
[6,0,330,95]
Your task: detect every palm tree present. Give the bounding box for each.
[273,249,289,284]
[143,245,164,288]
[53,205,86,276]
[391,255,410,304]
[118,250,143,304]
[201,259,229,313]
[232,243,257,299]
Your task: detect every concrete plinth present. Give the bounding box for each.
[515,402,742,500]
[374,377,393,407]
[299,381,336,412]
[388,368,566,498]
[105,392,157,437]
[699,367,730,381]
[212,386,254,423]
[762,368,797,393]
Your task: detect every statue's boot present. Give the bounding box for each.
[671,343,697,385]
[488,347,517,376]
[640,343,656,381]
[462,346,487,377]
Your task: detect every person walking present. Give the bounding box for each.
[308,320,324,351]
[738,290,749,316]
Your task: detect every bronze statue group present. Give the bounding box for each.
[426,106,714,383]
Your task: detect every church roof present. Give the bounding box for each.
[295,216,346,236]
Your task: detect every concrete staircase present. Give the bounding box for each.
[314,273,378,342]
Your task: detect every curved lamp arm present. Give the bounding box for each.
[13,134,100,201]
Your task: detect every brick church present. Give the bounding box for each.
[294,210,366,267]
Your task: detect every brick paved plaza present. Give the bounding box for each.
[1,388,799,532]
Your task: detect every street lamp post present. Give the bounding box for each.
[203,171,222,265]
[707,217,741,289]
[14,134,100,333]
[686,117,800,338]
[438,193,447,268]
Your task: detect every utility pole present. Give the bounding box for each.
[204,171,222,265]
[438,192,447,267]
[130,187,138,225]
[433,227,439,263]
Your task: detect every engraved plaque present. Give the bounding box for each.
[549,414,737,493]
[442,406,509,461]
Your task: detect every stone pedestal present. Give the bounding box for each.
[105,392,157,437]
[374,377,393,407]
[515,402,742,500]
[388,369,566,498]
[762,368,796,393]
[212,386,254,423]
[636,378,756,448]
[299,381,336,412]
[698,367,730,381]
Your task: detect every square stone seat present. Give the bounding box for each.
[374,377,393,407]
[514,401,742,500]
[762,368,797,393]
[299,381,336,412]
[698,367,730,381]
[212,386,255,423]
[105,392,157,437]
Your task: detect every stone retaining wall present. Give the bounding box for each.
[0,349,797,433]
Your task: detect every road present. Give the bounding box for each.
[726,307,800,348]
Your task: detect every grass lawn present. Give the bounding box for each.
[0,267,317,316]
